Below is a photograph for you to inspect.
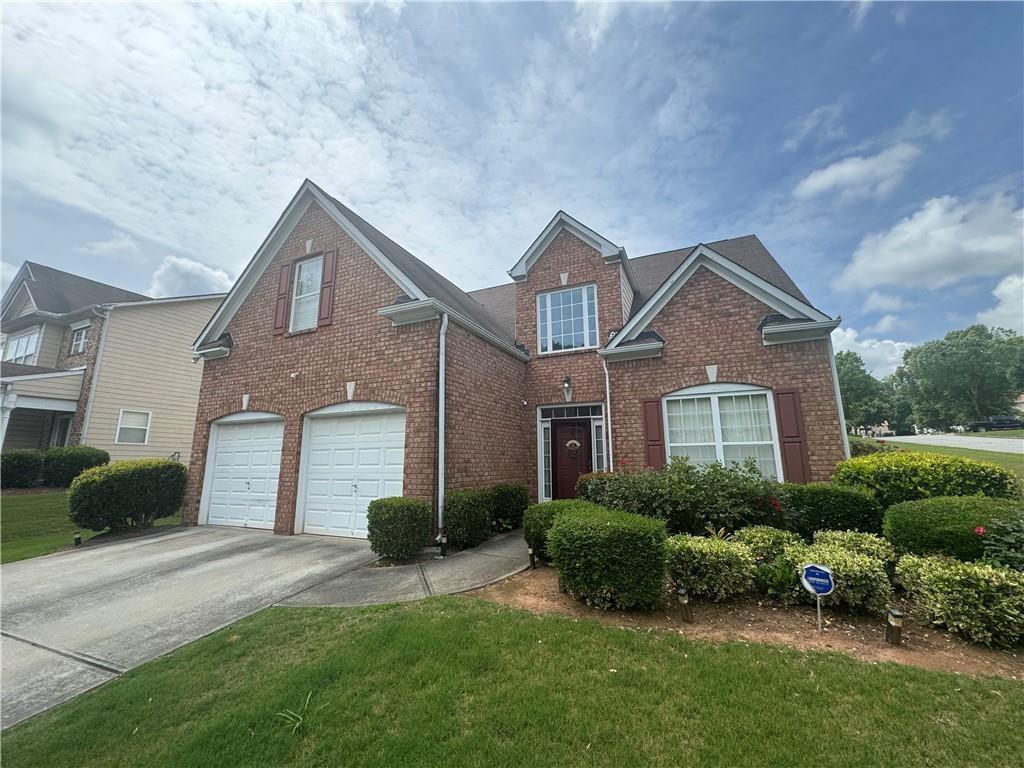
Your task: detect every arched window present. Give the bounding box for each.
[662,383,783,478]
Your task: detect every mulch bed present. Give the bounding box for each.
[472,565,1023,681]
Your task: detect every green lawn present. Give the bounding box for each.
[963,428,1024,439]
[893,443,1024,477]
[1,491,180,564]
[4,598,1022,768]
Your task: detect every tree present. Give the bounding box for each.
[898,325,1023,428]
[835,350,883,429]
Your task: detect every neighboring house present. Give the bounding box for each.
[185,179,848,539]
[0,262,224,464]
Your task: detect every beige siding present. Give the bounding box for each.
[12,286,36,318]
[2,409,48,451]
[35,323,64,368]
[619,265,634,325]
[82,298,219,463]
[10,371,84,400]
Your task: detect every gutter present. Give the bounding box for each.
[602,358,614,472]
[437,313,449,533]
[827,337,852,459]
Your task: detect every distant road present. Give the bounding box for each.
[883,434,1024,455]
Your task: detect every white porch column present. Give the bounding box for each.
[0,385,18,448]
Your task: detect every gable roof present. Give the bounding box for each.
[2,261,148,316]
[466,283,517,339]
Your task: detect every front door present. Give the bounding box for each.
[552,421,592,499]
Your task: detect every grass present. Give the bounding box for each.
[963,428,1024,439]
[0,490,180,564]
[4,598,1023,768]
[892,443,1024,477]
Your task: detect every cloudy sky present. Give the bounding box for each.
[2,2,1022,375]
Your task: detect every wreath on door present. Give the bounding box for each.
[565,438,582,458]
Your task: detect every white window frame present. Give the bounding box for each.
[288,255,323,332]
[662,383,784,478]
[536,283,599,355]
[3,328,40,364]
[536,403,606,502]
[69,324,90,355]
[114,409,152,445]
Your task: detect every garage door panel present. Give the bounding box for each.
[205,420,284,530]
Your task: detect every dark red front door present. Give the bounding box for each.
[552,421,592,499]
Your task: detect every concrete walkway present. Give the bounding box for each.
[884,434,1024,454]
[1,526,529,728]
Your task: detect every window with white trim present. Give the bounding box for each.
[70,326,89,355]
[115,410,151,444]
[537,284,597,353]
[664,385,782,478]
[289,255,323,332]
[3,329,39,364]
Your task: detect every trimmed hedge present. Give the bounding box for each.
[367,497,431,560]
[733,526,802,564]
[781,543,892,615]
[42,446,109,488]
[982,516,1024,572]
[848,436,896,456]
[444,488,493,550]
[490,483,529,531]
[666,535,755,601]
[777,483,884,536]
[813,530,897,569]
[523,499,606,562]
[884,496,1022,562]
[833,452,1019,508]
[1,449,43,489]
[897,555,1024,648]
[69,459,186,531]
[547,506,667,610]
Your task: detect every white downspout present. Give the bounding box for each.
[827,337,851,459]
[602,358,614,471]
[437,313,449,531]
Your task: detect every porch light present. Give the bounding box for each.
[676,586,693,623]
[562,375,573,403]
[885,607,903,646]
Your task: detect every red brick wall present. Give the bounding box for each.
[515,229,623,499]
[183,203,440,533]
[443,322,530,493]
[607,267,845,481]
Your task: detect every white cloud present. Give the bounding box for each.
[77,231,140,257]
[571,2,622,51]
[148,256,233,298]
[976,274,1024,334]
[863,290,904,313]
[1,261,20,293]
[837,191,1024,290]
[849,1,872,29]
[782,101,846,152]
[864,313,901,335]
[793,143,920,201]
[832,326,913,377]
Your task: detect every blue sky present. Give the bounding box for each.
[2,1,1022,375]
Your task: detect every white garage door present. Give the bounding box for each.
[205,419,284,529]
[301,410,405,538]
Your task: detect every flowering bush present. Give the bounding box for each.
[982,516,1024,572]
[884,496,1022,562]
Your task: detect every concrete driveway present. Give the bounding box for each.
[1,527,374,728]
[884,434,1024,454]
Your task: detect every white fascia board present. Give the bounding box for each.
[606,245,832,350]
[193,180,428,351]
[597,340,664,361]
[1,266,33,316]
[508,211,621,281]
[1,367,86,383]
[761,318,842,346]
[109,294,225,309]
[13,395,78,412]
[379,298,529,361]
[192,346,230,361]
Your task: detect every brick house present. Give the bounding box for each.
[186,179,849,537]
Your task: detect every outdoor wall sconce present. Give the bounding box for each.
[562,375,573,402]
[885,607,903,645]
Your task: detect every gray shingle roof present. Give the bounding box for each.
[14,262,149,314]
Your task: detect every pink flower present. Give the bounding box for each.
[769,497,781,512]
[974,526,986,536]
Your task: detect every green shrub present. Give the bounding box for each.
[367,497,431,560]
[777,483,884,536]
[490,483,529,531]
[733,526,803,564]
[848,436,897,456]
[42,445,110,487]
[523,499,605,562]
[884,496,1021,562]
[575,472,614,501]
[547,506,667,610]
[781,543,892,615]
[754,556,800,600]
[833,452,1019,508]
[982,516,1024,572]
[897,555,1024,648]
[68,459,186,531]
[1,449,43,488]
[578,458,780,534]
[444,488,493,550]
[666,535,755,601]
[813,530,897,569]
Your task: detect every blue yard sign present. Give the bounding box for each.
[800,563,834,631]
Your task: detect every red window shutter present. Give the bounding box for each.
[272,263,292,335]
[317,250,337,327]
[774,389,810,483]
[643,399,666,469]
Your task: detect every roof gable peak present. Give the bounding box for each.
[508,211,627,282]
